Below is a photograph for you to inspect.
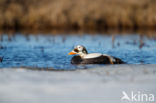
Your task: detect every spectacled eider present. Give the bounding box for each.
[68,45,125,64]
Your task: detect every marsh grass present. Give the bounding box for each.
[0,0,156,31]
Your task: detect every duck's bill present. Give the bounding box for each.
[68,51,76,55]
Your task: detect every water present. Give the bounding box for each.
[0,33,156,69]
[0,33,156,103]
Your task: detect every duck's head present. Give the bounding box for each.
[68,45,88,57]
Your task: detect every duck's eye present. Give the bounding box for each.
[74,48,79,52]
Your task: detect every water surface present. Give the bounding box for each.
[0,34,156,69]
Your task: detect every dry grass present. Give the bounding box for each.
[0,0,156,31]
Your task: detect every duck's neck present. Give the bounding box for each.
[79,53,87,58]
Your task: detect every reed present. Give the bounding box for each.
[0,0,156,31]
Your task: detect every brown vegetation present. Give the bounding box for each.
[0,0,156,31]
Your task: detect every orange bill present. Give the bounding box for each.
[68,51,76,55]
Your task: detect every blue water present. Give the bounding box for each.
[0,34,156,69]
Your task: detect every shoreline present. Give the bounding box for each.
[0,29,156,38]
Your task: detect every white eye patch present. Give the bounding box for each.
[77,46,83,51]
[75,45,85,52]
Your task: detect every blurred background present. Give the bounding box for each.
[0,0,156,32]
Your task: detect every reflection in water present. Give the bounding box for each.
[139,35,144,49]
[0,33,156,70]
[0,57,3,62]
[112,35,115,48]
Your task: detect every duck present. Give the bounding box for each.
[68,45,125,64]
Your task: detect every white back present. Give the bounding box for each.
[83,53,102,59]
